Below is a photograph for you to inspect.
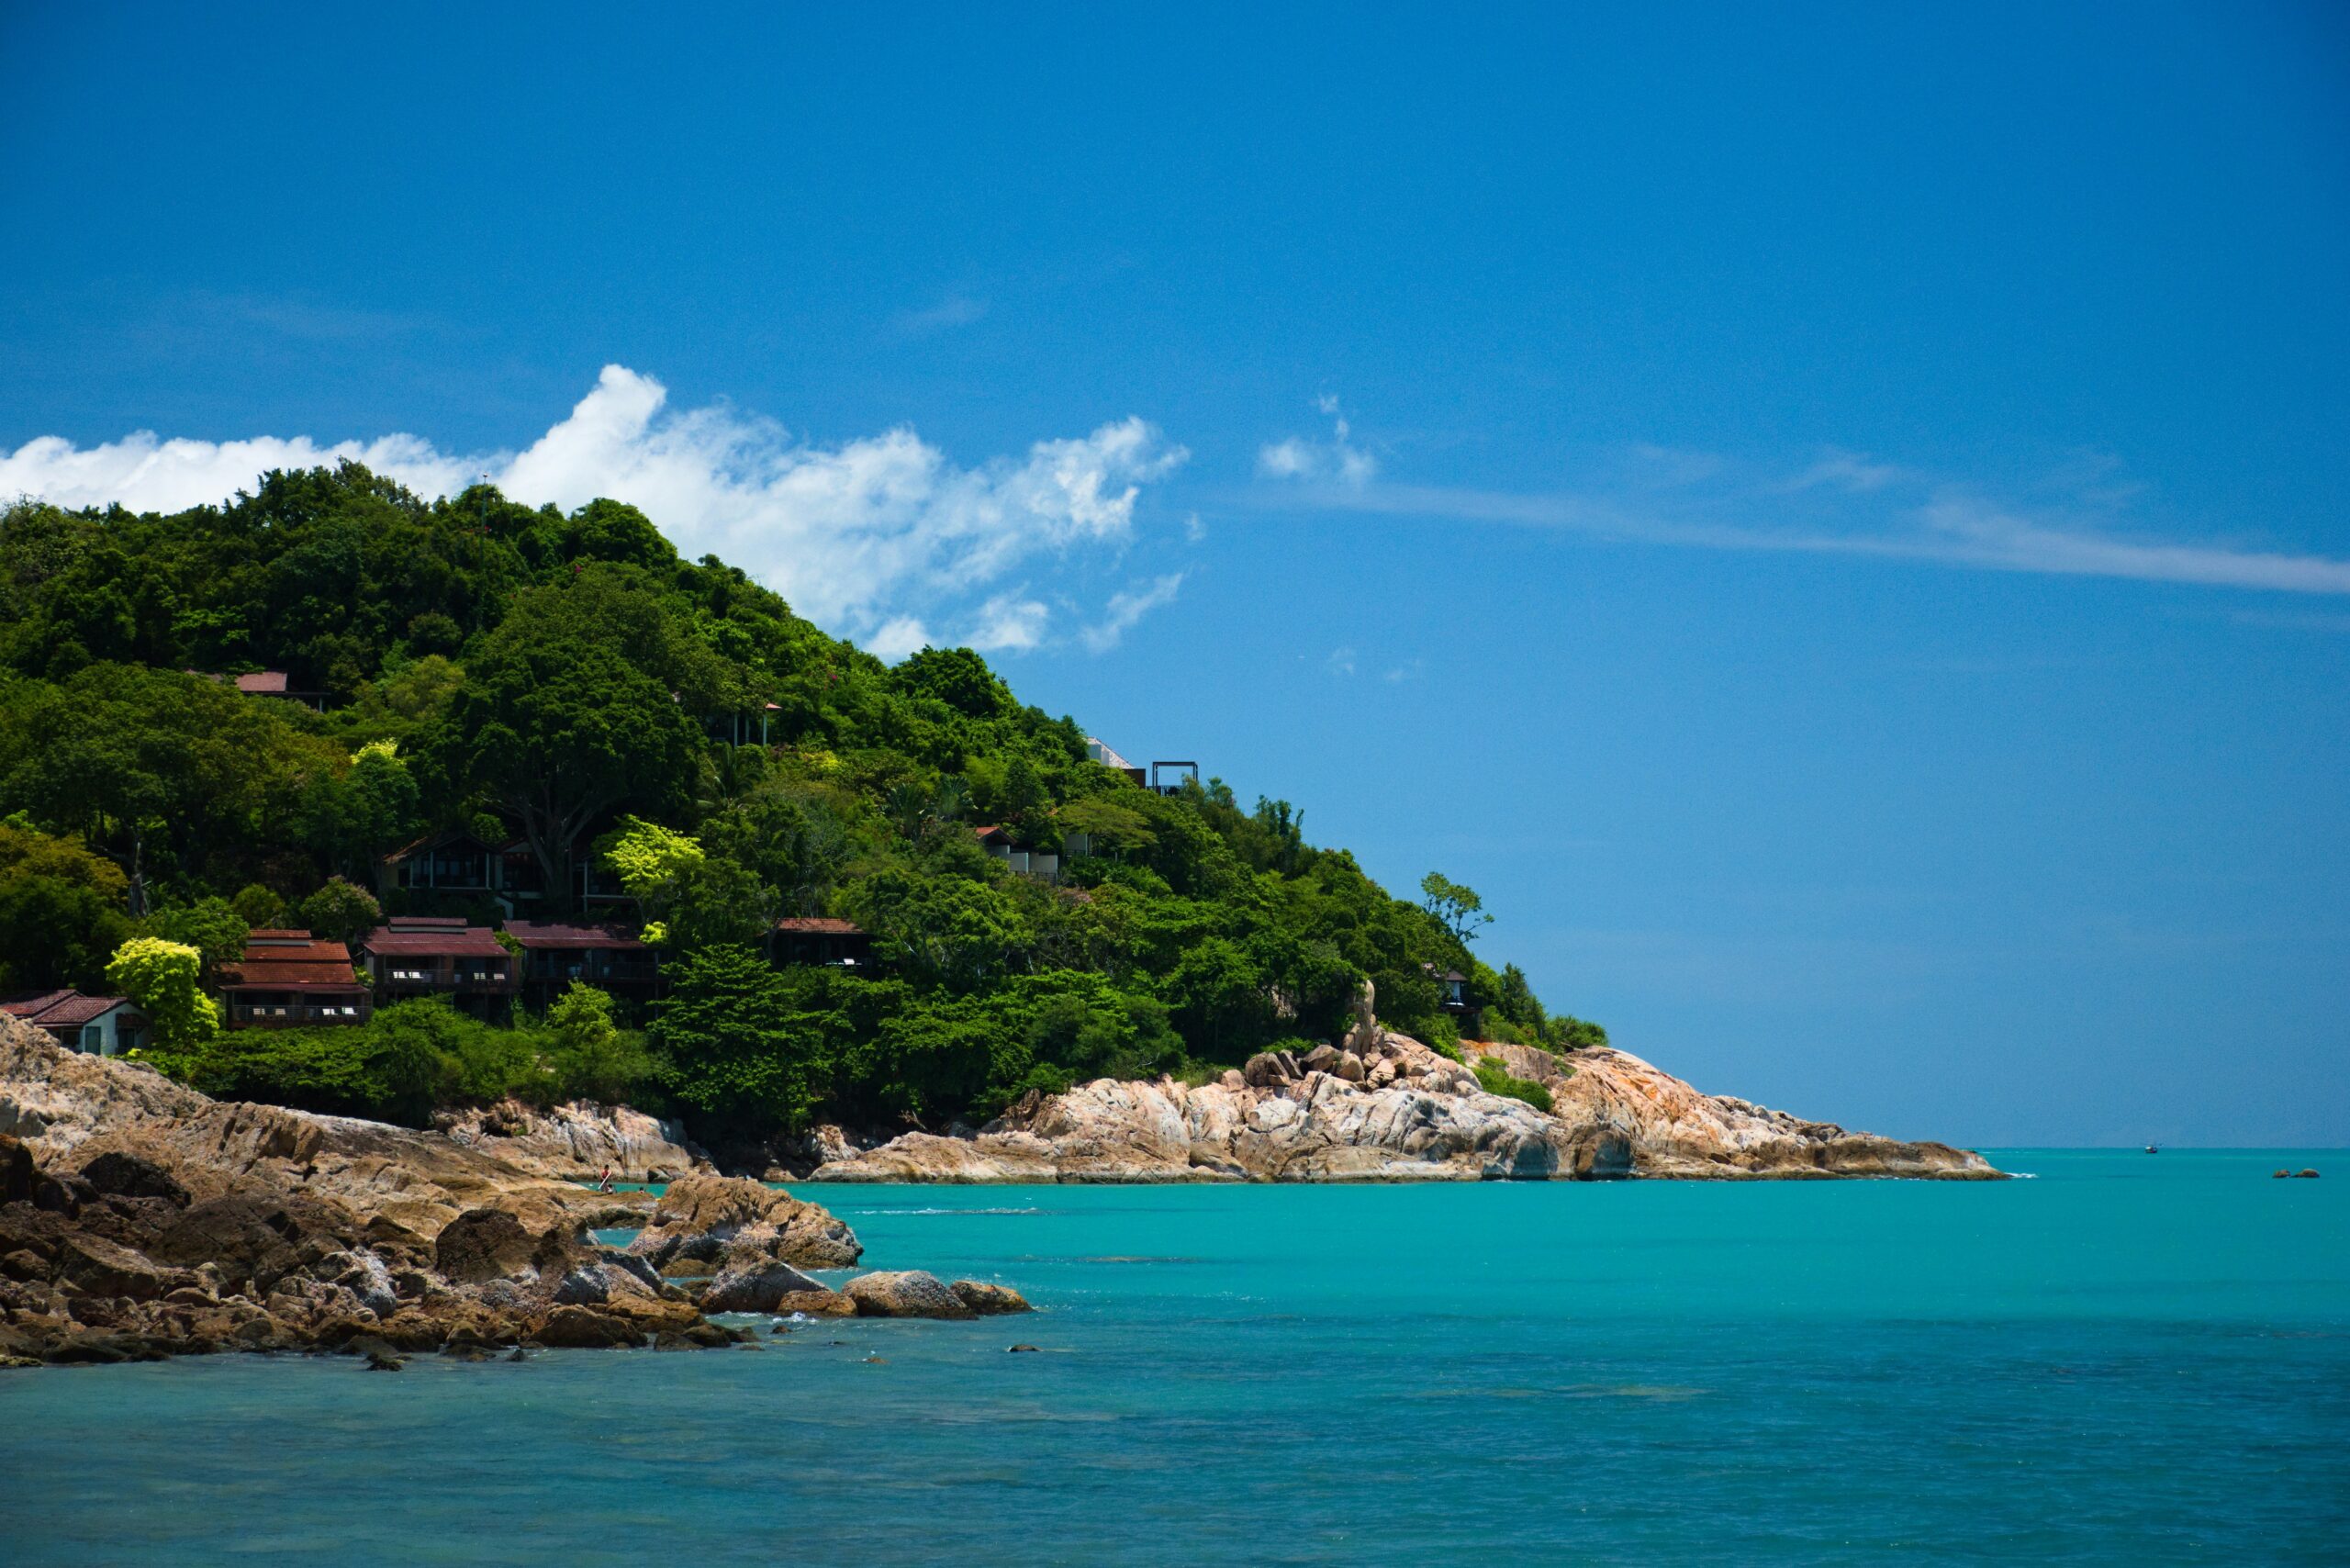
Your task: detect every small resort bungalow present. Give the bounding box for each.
[219,930,372,1029]
[975,824,1059,879]
[361,917,518,1017]
[773,917,873,969]
[2,990,149,1056]
[505,921,658,1009]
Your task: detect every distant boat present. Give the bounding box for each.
[2145,1143,2160,1154]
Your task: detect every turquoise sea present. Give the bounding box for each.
[3,1149,2345,1564]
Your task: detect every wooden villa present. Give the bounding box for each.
[773,917,873,969]
[218,930,371,1029]
[504,920,658,1009]
[360,917,519,1017]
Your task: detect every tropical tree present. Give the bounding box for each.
[296,877,383,949]
[1420,871,1493,946]
[438,580,701,905]
[106,937,219,1051]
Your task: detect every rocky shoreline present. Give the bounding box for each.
[0,1018,1026,1370]
[792,1032,2002,1183]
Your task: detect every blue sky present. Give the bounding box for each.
[3,2,2345,1144]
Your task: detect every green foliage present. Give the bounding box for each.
[1546,1015,1608,1052]
[1420,870,1492,946]
[542,983,655,1104]
[294,876,382,949]
[1473,1054,1555,1114]
[141,897,248,980]
[106,937,218,1050]
[651,943,823,1131]
[0,821,134,991]
[229,883,288,929]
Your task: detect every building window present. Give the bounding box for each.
[80,1025,103,1054]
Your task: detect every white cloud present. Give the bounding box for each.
[1257,396,1378,488]
[867,616,933,662]
[1080,573,1183,653]
[967,593,1050,653]
[1326,645,1357,677]
[0,364,1191,646]
[0,429,475,517]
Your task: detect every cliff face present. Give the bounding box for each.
[806,1031,2000,1183]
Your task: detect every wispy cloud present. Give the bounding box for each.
[889,292,990,340]
[0,364,1192,648]
[1080,573,1184,653]
[1259,396,1377,487]
[1260,452,2350,599]
[1326,645,1358,677]
[1787,447,1905,493]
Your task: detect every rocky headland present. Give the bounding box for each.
[0,1016,1026,1369]
[798,1030,2001,1183]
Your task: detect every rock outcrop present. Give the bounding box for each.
[809,1030,2000,1183]
[0,1017,1013,1368]
[434,1100,711,1182]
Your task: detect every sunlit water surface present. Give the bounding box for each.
[4,1150,2345,1564]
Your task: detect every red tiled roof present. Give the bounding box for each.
[774,918,864,935]
[503,921,645,951]
[223,933,364,991]
[234,671,289,694]
[973,824,1013,844]
[1,989,76,1019]
[3,991,137,1027]
[364,924,508,958]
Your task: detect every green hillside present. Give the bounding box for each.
[0,464,1600,1135]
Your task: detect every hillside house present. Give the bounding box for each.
[1429,966,1483,1038]
[1086,736,1147,787]
[1,991,148,1056]
[219,930,371,1029]
[505,921,658,1008]
[377,830,626,913]
[773,917,873,969]
[361,917,519,1017]
[974,824,1059,879]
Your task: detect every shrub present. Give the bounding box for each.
[1473,1055,1554,1114]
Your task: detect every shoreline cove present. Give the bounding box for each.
[4,1155,2344,1565]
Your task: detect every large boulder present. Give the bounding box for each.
[699,1259,830,1314]
[533,1305,643,1350]
[949,1280,1033,1316]
[148,1196,304,1287]
[53,1233,172,1300]
[432,1209,538,1283]
[845,1270,975,1320]
[75,1150,190,1206]
[626,1175,861,1268]
[0,1132,33,1204]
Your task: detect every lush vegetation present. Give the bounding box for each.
[0,465,1603,1135]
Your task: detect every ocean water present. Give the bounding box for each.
[3,1149,2345,1564]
